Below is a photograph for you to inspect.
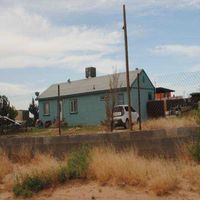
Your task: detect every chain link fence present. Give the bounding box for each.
[147,71,200,118]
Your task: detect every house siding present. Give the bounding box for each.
[38,70,154,126]
[131,70,155,120]
[63,93,106,126]
[39,99,57,123]
[39,90,128,126]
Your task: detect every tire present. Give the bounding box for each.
[124,119,129,129]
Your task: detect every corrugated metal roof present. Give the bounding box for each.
[38,69,142,100]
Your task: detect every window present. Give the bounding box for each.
[148,92,153,100]
[44,102,50,115]
[70,99,78,113]
[117,93,124,105]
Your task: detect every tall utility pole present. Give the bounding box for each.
[123,4,132,130]
[57,84,61,136]
[137,73,142,130]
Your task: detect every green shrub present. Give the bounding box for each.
[13,173,52,198]
[189,143,200,162]
[58,146,91,183]
[67,146,90,179]
[23,175,51,192]
[13,146,91,198]
[58,166,68,183]
[13,183,33,198]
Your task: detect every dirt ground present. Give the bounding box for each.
[1,181,200,200]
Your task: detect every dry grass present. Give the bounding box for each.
[181,164,200,193]
[1,146,200,197]
[19,125,105,137]
[139,116,197,131]
[0,150,13,183]
[15,114,198,137]
[88,148,179,195]
[0,148,67,191]
[176,141,196,162]
[14,153,63,184]
[148,168,178,195]
[10,145,34,164]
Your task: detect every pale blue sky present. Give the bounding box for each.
[0,0,200,109]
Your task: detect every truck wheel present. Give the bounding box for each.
[124,119,129,129]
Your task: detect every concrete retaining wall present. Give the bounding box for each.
[0,127,198,158]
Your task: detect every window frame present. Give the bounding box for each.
[117,93,124,105]
[70,99,78,114]
[43,102,50,116]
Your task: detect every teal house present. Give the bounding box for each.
[38,68,155,126]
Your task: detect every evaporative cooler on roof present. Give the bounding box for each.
[85,67,96,78]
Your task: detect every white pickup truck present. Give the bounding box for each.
[113,105,139,129]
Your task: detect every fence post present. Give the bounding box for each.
[57,85,61,136]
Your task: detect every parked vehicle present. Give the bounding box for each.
[113,105,139,129]
[0,115,23,135]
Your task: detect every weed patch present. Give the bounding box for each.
[57,166,68,183]
[67,146,90,179]
[12,146,91,197]
[58,146,91,183]
[0,150,13,183]
[13,173,52,198]
[13,183,33,198]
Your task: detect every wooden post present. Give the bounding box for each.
[123,4,132,130]
[137,73,142,130]
[0,117,3,135]
[58,85,61,136]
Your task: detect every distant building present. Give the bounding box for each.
[15,110,29,122]
[155,87,175,100]
[190,92,200,109]
[38,68,155,126]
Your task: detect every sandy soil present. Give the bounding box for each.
[1,181,200,200]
